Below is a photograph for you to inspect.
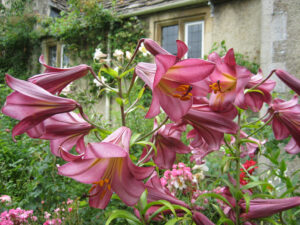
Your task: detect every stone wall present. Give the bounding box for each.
[211,0,261,62]
[261,0,300,92]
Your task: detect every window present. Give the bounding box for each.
[42,39,69,68]
[156,17,204,59]
[185,21,204,58]
[60,45,70,68]
[49,45,57,67]
[162,25,178,55]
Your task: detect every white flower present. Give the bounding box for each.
[139,43,150,56]
[93,48,107,61]
[113,49,124,60]
[125,51,132,60]
[192,164,209,172]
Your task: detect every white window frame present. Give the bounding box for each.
[184,21,204,59]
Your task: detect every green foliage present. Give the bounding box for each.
[0,0,40,82]
[40,0,146,63]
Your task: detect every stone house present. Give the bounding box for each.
[26,0,300,92]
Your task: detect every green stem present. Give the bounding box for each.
[241,111,269,128]
[89,67,117,92]
[117,78,126,126]
[136,116,169,143]
[235,111,242,225]
[122,38,145,74]
[248,69,276,91]
[246,114,274,138]
[78,105,102,130]
[136,143,154,166]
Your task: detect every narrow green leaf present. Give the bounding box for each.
[137,87,145,99]
[241,181,273,190]
[120,67,134,78]
[216,218,235,225]
[260,218,281,225]
[197,193,233,208]
[243,193,251,213]
[101,65,118,78]
[105,210,142,225]
[244,89,264,95]
[138,190,148,213]
[130,133,141,147]
[165,217,185,225]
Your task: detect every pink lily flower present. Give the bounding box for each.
[245,69,276,112]
[143,38,171,56]
[36,112,94,157]
[28,55,91,94]
[182,98,238,150]
[275,69,300,95]
[284,138,300,154]
[192,211,215,225]
[140,121,190,169]
[58,127,154,209]
[2,74,79,140]
[240,197,300,219]
[208,49,252,111]
[265,95,300,152]
[135,40,215,121]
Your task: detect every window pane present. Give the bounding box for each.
[162,25,178,55]
[185,22,203,58]
[49,46,57,67]
[61,45,70,68]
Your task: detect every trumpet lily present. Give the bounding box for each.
[58,127,154,209]
[265,95,300,150]
[38,112,94,157]
[135,40,215,121]
[2,74,79,140]
[208,49,251,111]
[28,55,90,94]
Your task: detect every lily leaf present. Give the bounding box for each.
[105,210,142,225]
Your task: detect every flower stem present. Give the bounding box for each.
[235,111,242,225]
[136,116,169,143]
[241,111,269,128]
[248,69,276,91]
[246,114,274,138]
[122,38,144,74]
[136,143,154,166]
[117,77,126,126]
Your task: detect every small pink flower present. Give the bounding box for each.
[0,195,11,203]
[44,212,51,219]
[68,208,72,213]
[41,200,45,204]
[67,198,73,205]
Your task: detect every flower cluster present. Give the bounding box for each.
[160,163,197,195]
[0,208,37,225]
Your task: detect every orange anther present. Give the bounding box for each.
[176,86,187,92]
[180,96,191,101]
[99,180,104,186]
[107,184,111,190]
[172,94,182,98]
[104,178,109,183]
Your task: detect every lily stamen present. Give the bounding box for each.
[173,85,193,101]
